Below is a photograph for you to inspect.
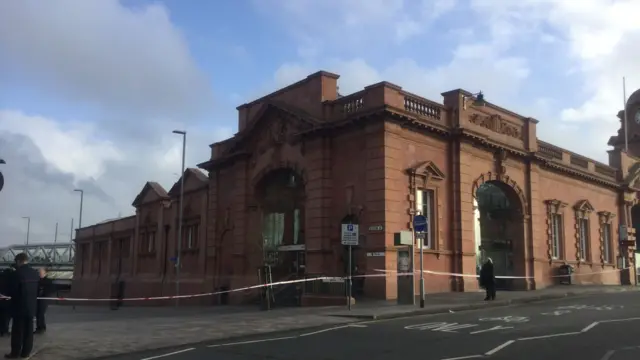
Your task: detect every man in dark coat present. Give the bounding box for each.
[35,268,53,334]
[0,266,16,336]
[5,253,40,359]
[479,258,496,301]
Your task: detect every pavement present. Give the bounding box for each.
[0,285,636,360]
[108,290,640,360]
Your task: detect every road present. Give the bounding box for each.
[107,291,640,360]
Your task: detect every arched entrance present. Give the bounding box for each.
[474,179,526,290]
[255,168,306,280]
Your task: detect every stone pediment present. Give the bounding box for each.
[406,161,445,180]
[226,101,321,155]
[168,168,208,196]
[132,182,169,207]
[573,199,595,213]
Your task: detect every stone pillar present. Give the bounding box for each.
[303,137,332,275]
[458,143,478,292]
[232,160,248,287]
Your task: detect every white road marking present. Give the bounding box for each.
[440,355,484,360]
[207,337,296,348]
[518,332,581,341]
[581,322,599,332]
[299,325,351,337]
[470,325,513,334]
[600,317,640,323]
[140,348,195,360]
[349,324,368,328]
[600,350,615,360]
[405,322,478,332]
[485,340,515,356]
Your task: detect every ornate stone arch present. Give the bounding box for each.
[471,172,528,216]
[250,160,307,188]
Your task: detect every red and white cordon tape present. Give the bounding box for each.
[0,266,627,302]
[373,266,628,279]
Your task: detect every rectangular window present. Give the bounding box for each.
[415,189,436,249]
[551,213,563,259]
[603,223,612,264]
[183,224,198,249]
[147,232,155,253]
[263,213,285,249]
[579,218,589,260]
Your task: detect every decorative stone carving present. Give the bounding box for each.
[405,161,445,250]
[596,211,616,266]
[494,149,507,179]
[468,113,523,140]
[543,199,567,262]
[573,199,594,263]
[471,172,528,215]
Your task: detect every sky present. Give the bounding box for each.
[0,0,639,246]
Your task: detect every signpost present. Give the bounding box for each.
[341,223,359,310]
[413,215,427,308]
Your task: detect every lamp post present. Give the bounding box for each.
[172,130,186,306]
[74,189,84,238]
[21,216,30,245]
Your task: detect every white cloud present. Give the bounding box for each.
[267,0,640,163]
[0,0,212,120]
[0,1,232,245]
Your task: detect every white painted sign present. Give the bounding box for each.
[404,322,514,335]
[541,304,623,316]
[341,224,359,246]
[405,322,478,333]
[479,316,530,324]
[278,244,305,251]
[367,252,384,257]
[368,225,384,231]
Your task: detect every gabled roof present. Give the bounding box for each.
[131,181,169,207]
[168,168,208,196]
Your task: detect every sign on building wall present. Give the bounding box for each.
[341,224,359,246]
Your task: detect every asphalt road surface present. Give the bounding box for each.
[108,291,640,360]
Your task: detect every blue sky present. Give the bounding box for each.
[0,0,639,244]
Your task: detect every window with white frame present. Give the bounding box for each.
[573,200,594,262]
[415,189,436,249]
[551,213,563,259]
[597,211,616,265]
[578,218,589,260]
[544,199,567,261]
[602,223,612,263]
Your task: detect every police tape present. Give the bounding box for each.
[0,273,389,302]
[0,266,628,302]
[373,266,629,279]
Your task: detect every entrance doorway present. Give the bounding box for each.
[474,180,525,290]
[255,168,306,280]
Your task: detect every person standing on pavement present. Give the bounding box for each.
[5,253,40,359]
[0,266,16,337]
[35,268,53,334]
[479,258,496,301]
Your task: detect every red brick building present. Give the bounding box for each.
[71,71,640,305]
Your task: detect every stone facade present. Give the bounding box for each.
[72,71,640,305]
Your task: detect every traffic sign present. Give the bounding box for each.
[413,215,427,233]
[341,223,359,246]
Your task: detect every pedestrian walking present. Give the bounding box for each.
[35,269,53,334]
[5,253,39,359]
[479,258,496,301]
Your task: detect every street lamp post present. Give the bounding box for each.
[172,130,186,307]
[74,189,84,238]
[21,216,30,245]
